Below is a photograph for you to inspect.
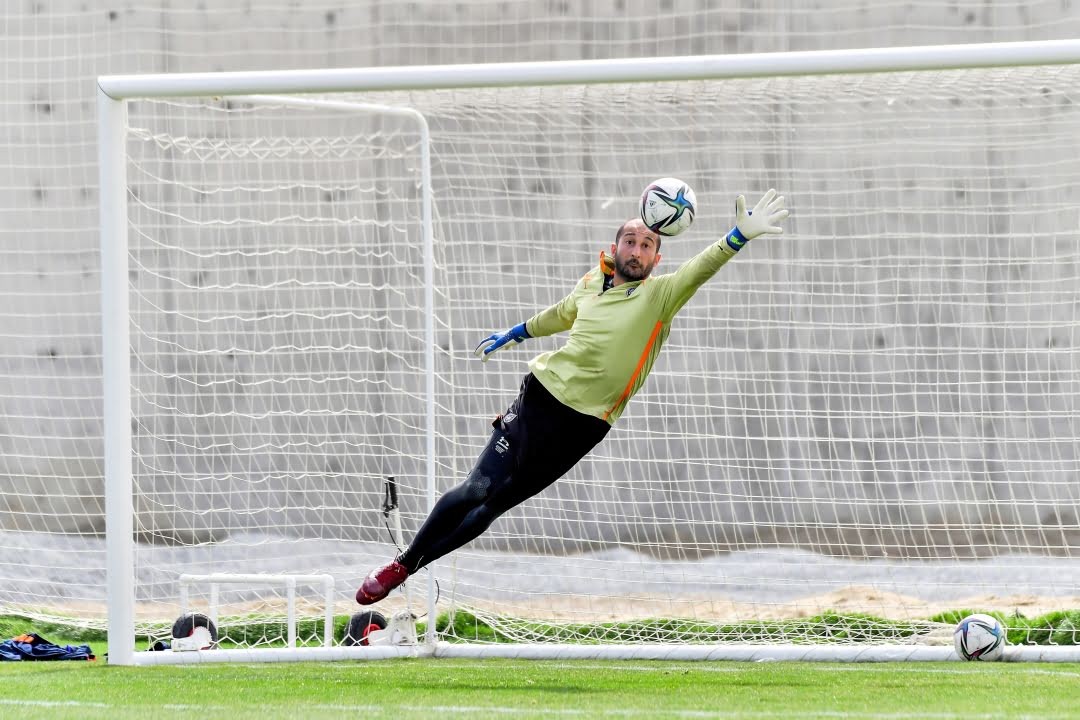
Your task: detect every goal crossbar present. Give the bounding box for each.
[98,39,1080,100]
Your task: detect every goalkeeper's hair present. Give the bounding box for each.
[615,218,661,250]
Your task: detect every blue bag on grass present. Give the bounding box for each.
[0,633,95,661]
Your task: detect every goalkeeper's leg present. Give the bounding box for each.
[400,374,610,572]
[356,428,518,605]
[357,374,610,604]
[398,426,517,572]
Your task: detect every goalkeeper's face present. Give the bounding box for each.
[612,219,662,283]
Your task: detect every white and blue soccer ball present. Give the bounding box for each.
[953,613,1006,661]
[640,177,696,237]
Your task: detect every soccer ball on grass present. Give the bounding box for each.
[953,613,1006,661]
[640,177,696,237]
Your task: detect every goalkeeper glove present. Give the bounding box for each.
[724,188,789,252]
[599,250,615,292]
[599,250,615,278]
[474,322,531,362]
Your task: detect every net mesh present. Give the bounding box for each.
[115,65,1080,645]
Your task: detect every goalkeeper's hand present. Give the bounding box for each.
[473,322,531,362]
[724,188,789,252]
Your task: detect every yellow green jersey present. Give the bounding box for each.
[525,238,741,424]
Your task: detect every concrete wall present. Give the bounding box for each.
[3,1,1080,559]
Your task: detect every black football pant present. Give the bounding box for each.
[397,373,610,573]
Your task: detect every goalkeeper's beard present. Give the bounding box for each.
[614,254,655,282]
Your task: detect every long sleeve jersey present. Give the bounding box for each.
[525,237,740,424]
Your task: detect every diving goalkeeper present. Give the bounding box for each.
[356,189,789,605]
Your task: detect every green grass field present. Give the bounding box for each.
[3,611,1078,718]
[2,657,1079,719]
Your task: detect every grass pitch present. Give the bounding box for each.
[2,657,1078,719]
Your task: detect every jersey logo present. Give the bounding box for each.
[495,435,510,454]
[502,412,516,424]
[626,286,636,297]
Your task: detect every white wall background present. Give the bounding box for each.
[2,0,1080,552]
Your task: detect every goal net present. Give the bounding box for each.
[100,51,1080,661]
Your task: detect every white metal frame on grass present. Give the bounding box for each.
[177,573,337,649]
[98,39,1080,665]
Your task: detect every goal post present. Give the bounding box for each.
[98,40,1080,665]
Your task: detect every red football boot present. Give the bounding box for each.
[356,559,409,605]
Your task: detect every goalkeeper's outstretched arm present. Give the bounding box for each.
[658,189,789,319]
[473,267,592,361]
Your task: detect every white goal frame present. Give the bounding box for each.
[98,39,1080,666]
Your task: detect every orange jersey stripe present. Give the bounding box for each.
[603,320,663,422]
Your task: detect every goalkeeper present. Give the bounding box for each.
[357,189,788,605]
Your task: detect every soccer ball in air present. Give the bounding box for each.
[640,177,696,237]
[953,613,1006,661]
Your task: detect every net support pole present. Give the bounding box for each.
[238,96,439,644]
[98,89,136,667]
[416,111,438,648]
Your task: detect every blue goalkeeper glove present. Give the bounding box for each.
[723,188,789,252]
[473,322,531,362]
